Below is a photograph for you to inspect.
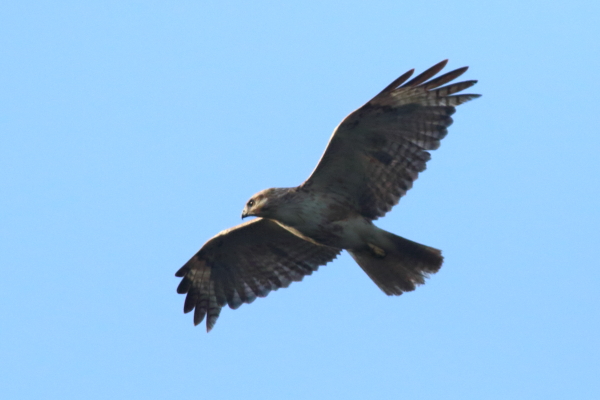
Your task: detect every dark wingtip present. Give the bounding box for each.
[402,60,449,88]
[206,307,221,332]
[376,68,415,96]
[430,59,449,70]
[176,277,192,294]
[462,93,482,100]
[193,306,206,325]
[422,66,470,89]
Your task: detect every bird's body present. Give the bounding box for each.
[176,60,480,331]
[249,187,369,249]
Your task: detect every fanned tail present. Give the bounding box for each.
[348,229,443,295]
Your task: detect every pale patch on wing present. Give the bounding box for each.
[304,60,480,220]
[175,218,341,331]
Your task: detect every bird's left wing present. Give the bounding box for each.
[303,60,480,220]
[175,218,341,331]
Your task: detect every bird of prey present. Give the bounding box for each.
[176,60,480,331]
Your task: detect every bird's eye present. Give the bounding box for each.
[247,199,255,207]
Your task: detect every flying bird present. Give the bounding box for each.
[176,60,480,331]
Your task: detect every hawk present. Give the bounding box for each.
[176,60,480,331]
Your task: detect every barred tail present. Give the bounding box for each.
[348,230,443,295]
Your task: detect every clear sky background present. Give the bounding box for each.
[1,1,599,399]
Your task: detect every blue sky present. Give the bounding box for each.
[1,1,599,399]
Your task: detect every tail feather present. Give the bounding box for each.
[348,230,443,295]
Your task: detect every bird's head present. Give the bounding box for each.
[241,188,288,219]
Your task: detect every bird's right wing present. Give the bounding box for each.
[175,218,341,331]
[303,60,480,220]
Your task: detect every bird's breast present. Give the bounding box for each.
[271,190,371,249]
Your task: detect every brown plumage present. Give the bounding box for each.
[176,60,480,331]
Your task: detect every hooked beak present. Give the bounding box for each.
[241,210,248,219]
